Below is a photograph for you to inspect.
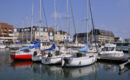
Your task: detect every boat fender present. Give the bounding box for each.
[33,51,37,56]
[62,59,65,67]
[41,51,46,55]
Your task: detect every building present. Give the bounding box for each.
[16,26,55,42]
[89,29,115,44]
[73,29,115,44]
[13,28,20,42]
[73,33,88,43]
[54,30,71,42]
[44,27,55,41]
[0,23,14,42]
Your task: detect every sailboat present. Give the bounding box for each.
[65,0,85,48]
[10,40,41,60]
[61,0,98,67]
[10,0,44,60]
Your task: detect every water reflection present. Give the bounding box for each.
[31,63,99,80]
[0,49,12,67]
[63,64,98,78]
[0,49,130,80]
[99,62,117,72]
[11,61,32,69]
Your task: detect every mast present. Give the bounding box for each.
[39,0,42,41]
[70,0,77,44]
[54,0,57,31]
[43,1,48,27]
[31,3,33,42]
[22,21,24,43]
[89,0,98,52]
[86,0,89,44]
[66,0,69,35]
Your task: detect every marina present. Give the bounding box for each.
[0,49,130,80]
[0,0,130,80]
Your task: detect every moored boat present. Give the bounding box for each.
[10,48,40,60]
[99,43,124,57]
[61,52,97,67]
[10,40,41,60]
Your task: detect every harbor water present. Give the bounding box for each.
[0,49,130,80]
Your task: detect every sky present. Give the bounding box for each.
[0,0,130,39]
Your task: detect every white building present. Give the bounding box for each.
[15,26,55,42]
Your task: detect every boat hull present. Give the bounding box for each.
[10,54,32,60]
[32,55,42,62]
[62,54,97,67]
[42,57,62,65]
[100,51,124,57]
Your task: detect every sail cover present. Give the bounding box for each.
[21,40,41,51]
[44,44,56,51]
[79,44,88,52]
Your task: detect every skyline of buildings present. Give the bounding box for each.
[0,22,129,44]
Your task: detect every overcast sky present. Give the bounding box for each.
[0,0,130,39]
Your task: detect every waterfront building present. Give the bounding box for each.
[0,23,14,43]
[13,28,20,42]
[54,30,71,42]
[73,29,115,44]
[89,29,115,44]
[16,26,55,42]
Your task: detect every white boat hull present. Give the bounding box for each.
[42,57,62,65]
[62,53,97,67]
[100,51,124,57]
[32,55,42,62]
